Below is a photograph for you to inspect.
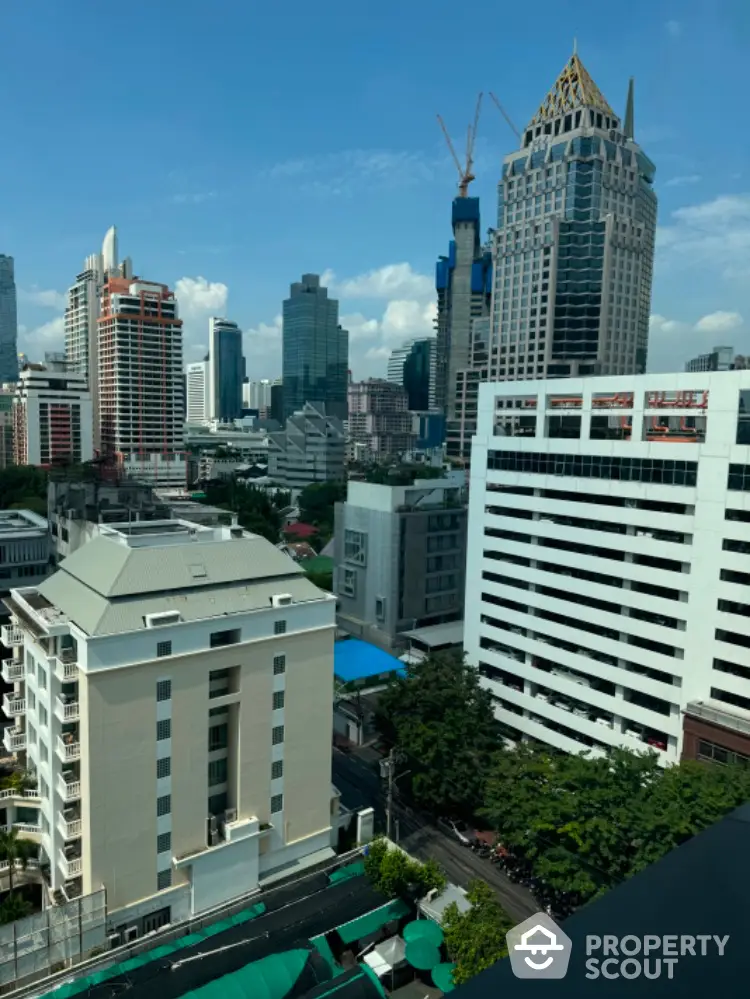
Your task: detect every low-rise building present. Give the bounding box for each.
[268,403,345,493]
[465,371,750,765]
[0,511,51,611]
[334,473,468,650]
[2,518,337,933]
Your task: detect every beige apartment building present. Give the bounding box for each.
[1,519,336,937]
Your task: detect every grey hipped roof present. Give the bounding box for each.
[37,535,325,637]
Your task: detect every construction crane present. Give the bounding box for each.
[488,91,520,140]
[437,92,483,198]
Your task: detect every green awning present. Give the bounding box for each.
[405,940,441,971]
[310,934,341,975]
[182,948,311,999]
[328,860,365,885]
[402,919,444,947]
[336,899,410,945]
[432,962,457,993]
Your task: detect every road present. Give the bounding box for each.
[332,748,538,922]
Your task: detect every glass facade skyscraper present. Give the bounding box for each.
[282,274,348,421]
[489,55,657,380]
[0,255,18,384]
[387,337,436,411]
[209,317,244,420]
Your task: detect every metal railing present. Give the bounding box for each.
[58,817,82,840]
[55,698,80,723]
[2,695,25,717]
[58,853,83,878]
[50,656,78,682]
[3,729,26,752]
[57,777,81,801]
[56,737,81,762]
[1,659,24,683]
[0,624,23,647]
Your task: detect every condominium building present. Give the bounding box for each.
[2,519,337,932]
[98,275,185,489]
[685,346,735,373]
[0,388,13,467]
[0,254,18,384]
[347,379,415,461]
[13,359,93,467]
[186,361,209,423]
[208,318,244,421]
[465,372,750,766]
[245,379,273,416]
[268,402,345,492]
[334,473,468,650]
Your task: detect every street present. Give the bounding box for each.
[332,748,538,922]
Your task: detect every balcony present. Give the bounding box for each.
[2,694,26,717]
[58,815,82,840]
[1,659,24,683]
[57,776,81,802]
[0,787,40,803]
[54,697,79,723]
[58,851,82,879]
[1,624,23,647]
[56,736,81,763]
[3,728,26,753]
[51,657,78,682]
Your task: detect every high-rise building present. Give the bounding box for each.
[186,361,210,423]
[0,255,18,384]
[268,402,345,491]
[387,338,437,412]
[348,379,415,461]
[489,55,656,383]
[13,357,93,467]
[270,379,284,424]
[245,379,273,415]
[2,518,337,927]
[208,318,244,421]
[282,274,348,421]
[65,227,133,451]
[0,388,13,468]
[98,275,185,488]
[685,346,735,373]
[464,372,750,766]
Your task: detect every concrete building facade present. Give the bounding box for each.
[2,520,337,932]
[334,473,468,650]
[13,360,93,467]
[0,388,14,468]
[268,403,345,492]
[186,361,209,423]
[465,372,750,766]
[0,511,51,600]
[685,346,735,373]
[347,379,415,461]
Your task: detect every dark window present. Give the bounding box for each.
[157,869,172,891]
[208,792,228,815]
[208,758,228,786]
[157,794,171,817]
[488,450,698,487]
[157,757,171,779]
[272,691,285,710]
[156,641,172,658]
[273,655,286,675]
[157,832,171,854]
[208,723,228,751]
[271,760,283,780]
[274,620,287,635]
[271,794,283,813]
[209,629,240,648]
[272,725,285,745]
[156,680,171,702]
[728,465,750,491]
[156,719,171,741]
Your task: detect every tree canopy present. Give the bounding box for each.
[364,836,446,900]
[0,466,48,512]
[297,480,346,543]
[443,880,513,986]
[376,652,498,815]
[199,480,282,544]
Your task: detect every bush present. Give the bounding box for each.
[364,836,446,899]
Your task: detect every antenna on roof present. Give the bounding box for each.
[573,37,578,56]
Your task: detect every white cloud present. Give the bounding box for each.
[174,276,228,317]
[263,148,436,198]
[665,19,681,37]
[244,316,282,368]
[340,312,380,341]
[649,314,687,336]
[656,194,750,278]
[18,287,65,310]
[381,299,437,339]
[22,315,65,351]
[329,263,434,301]
[171,191,217,205]
[664,174,701,188]
[694,310,743,333]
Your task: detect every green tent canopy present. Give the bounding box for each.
[402,919,444,948]
[405,940,441,971]
[432,962,457,993]
[336,899,410,945]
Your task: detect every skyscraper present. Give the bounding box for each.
[0,255,18,384]
[186,360,210,422]
[387,337,436,411]
[208,317,244,421]
[489,54,656,381]
[281,274,348,421]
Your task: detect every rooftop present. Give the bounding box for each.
[400,621,464,650]
[334,639,405,684]
[0,509,48,537]
[528,52,615,129]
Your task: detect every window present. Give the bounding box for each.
[271,794,283,813]
[157,641,172,658]
[728,465,750,492]
[271,760,284,780]
[208,792,228,815]
[208,723,228,751]
[209,668,231,698]
[210,628,240,648]
[36,664,47,689]
[156,680,172,702]
[157,757,171,779]
[272,725,285,745]
[274,620,287,635]
[39,705,48,728]
[272,691,285,711]
[375,597,386,620]
[157,869,172,891]
[344,529,367,566]
[488,450,698,487]
[208,758,228,786]
[157,719,171,741]
[340,568,356,598]
[273,655,286,675]
[157,794,171,816]
[157,832,172,854]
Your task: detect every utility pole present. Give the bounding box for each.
[386,748,395,841]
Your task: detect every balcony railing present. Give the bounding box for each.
[54,698,79,723]
[58,816,82,840]
[1,624,23,647]
[3,728,26,753]
[2,694,26,717]
[1,659,24,683]
[57,776,81,802]
[0,787,40,802]
[56,737,81,762]
[58,852,82,879]
[12,822,41,835]
[51,657,78,682]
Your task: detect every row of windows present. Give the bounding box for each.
[488,450,698,487]
[155,624,287,662]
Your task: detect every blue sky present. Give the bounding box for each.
[3,0,748,379]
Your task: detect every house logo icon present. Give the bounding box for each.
[507,912,573,979]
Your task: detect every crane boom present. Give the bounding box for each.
[489,91,521,139]
[436,114,464,179]
[437,92,483,198]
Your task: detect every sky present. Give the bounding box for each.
[2,0,749,381]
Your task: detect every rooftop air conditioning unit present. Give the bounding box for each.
[224,807,237,823]
[124,926,139,942]
[272,594,292,608]
[108,932,122,949]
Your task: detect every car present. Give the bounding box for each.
[438,816,474,846]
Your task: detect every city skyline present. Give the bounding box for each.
[3,1,748,384]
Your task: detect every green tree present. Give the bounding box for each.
[0,892,32,925]
[297,481,346,533]
[376,652,498,815]
[200,481,281,543]
[364,836,446,899]
[0,466,48,509]
[0,830,35,894]
[443,880,513,985]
